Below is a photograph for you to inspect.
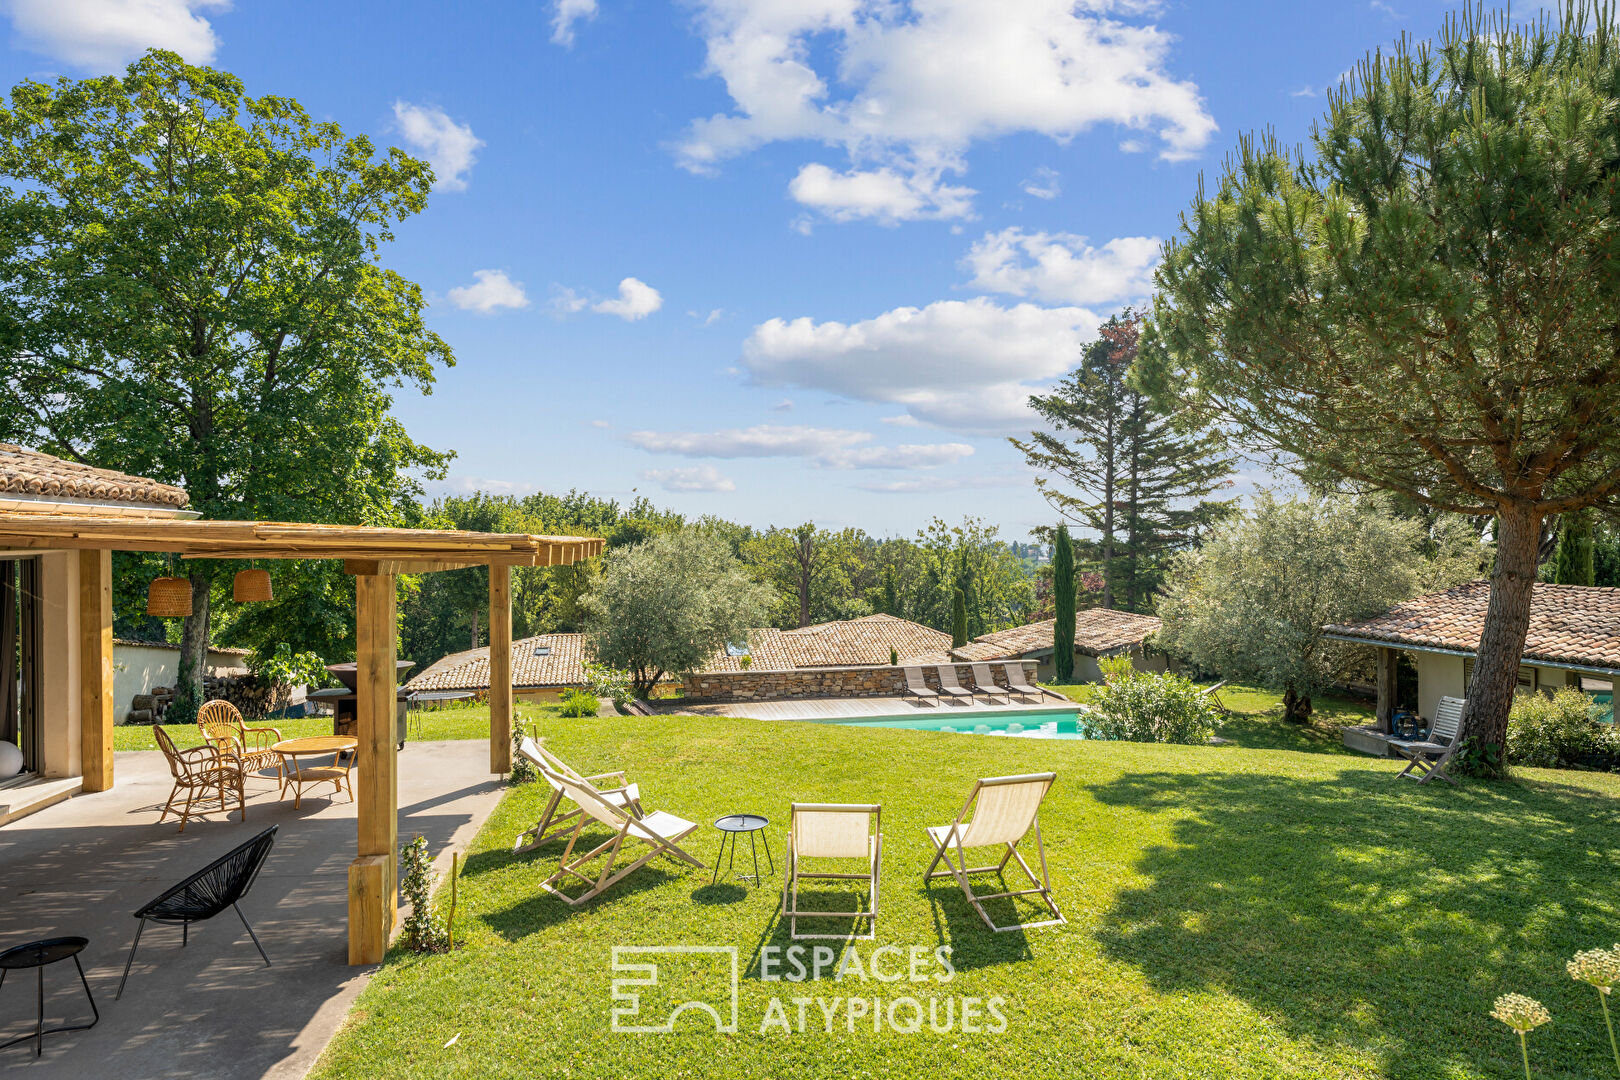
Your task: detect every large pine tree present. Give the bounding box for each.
[1013,313,1234,611]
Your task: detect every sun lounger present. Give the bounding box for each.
[934,665,975,703]
[1391,696,1464,786]
[968,663,1011,704]
[783,803,882,941]
[535,765,705,905]
[924,773,1064,932]
[1000,663,1045,701]
[902,666,940,705]
[514,737,643,853]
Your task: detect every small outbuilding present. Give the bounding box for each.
[950,609,1166,683]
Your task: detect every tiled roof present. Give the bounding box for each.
[1323,581,1620,673]
[953,609,1162,661]
[0,445,188,509]
[113,638,251,656]
[404,634,589,692]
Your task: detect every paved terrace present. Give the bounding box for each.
[0,742,501,1080]
[661,693,1079,721]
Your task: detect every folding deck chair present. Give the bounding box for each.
[969,663,1011,704]
[1392,696,1464,786]
[924,773,1065,932]
[513,737,643,853]
[535,766,705,906]
[782,803,882,941]
[902,666,940,705]
[1000,663,1046,702]
[933,665,975,703]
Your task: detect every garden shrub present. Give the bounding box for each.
[1506,688,1616,769]
[508,720,538,785]
[559,689,600,718]
[583,663,632,711]
[400,834,448,953]
[1088,669,1219,745]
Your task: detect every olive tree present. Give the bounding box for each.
[1155,495,1481,721]
[583,528,772,699]
[1150,5,1620,758]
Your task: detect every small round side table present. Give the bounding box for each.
[711,814,774,885]
[0,937,99,1057]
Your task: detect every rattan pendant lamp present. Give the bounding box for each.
[146,556,193,618]
[233,562,273,603]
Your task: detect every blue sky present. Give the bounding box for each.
[0,0,1469,540]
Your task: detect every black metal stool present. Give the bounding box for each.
[712,814,774,885]
[0,937,99,1057]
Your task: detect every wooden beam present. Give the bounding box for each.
[350,572,398,965]
[1375,646,1397,734]
[489,564,512,775]
[343,559,487,576]
[78,549,114,792]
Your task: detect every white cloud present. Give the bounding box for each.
[550,285,589,316]
[690,308,725,325]
[771,398,794,411]
[1291,85,1318,98]
[880,414,922,427]
[590,419,611,428]
[642,465,736,493]
[676,0,1215,220]
[447,269,530,314]
[444,474,536,496]
[855,474,1009,494]
[1020,166,1061,200]
[626,424,972,469]
[592,277,663,320]
[552,0,597,46]
[789,162,975,224]
[392,102,483,192]
[964,228,1160,307]
[743,297,1100,434]
[6,0,227,68]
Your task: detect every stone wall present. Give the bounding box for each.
[679,661,1040,704]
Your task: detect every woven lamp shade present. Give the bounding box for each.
[146,577,193,618]
[233,568,273,603]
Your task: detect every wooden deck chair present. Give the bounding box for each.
[924,773,1064,932]
[782,803,882,941]
[513,736,643,853]
[1000,663,1046,702]
[968,663,1011,704]
[902,666,940,705]
[535,766,704,906]
[933,665,975,703]
[1393,696,1464,786]
[1202,680,1231,714]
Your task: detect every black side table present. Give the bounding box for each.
[712,814,775,885]
[0,937,99,1057]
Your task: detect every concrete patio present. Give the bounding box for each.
[0,740,502,1079]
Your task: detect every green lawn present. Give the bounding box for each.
[312,712,1620,1080]
[111,701,563,751]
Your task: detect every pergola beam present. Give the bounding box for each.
[349,572,399,965]
[489,565,512,775]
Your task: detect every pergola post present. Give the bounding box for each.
[1375,646,1397,734]
[489,564,512,774]
[349,572,398,965]
[78,549,114,792]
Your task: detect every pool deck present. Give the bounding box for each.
[658,693,1080,722]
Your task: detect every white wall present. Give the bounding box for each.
[1413,652,1466,721]
[113,643,250,721]
[34,551,80,779]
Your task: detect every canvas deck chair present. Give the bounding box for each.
[902,666,940,704]
[924,773,1064,932]
[782,803,882,941]
[934,665,975,703]
[1393,696,1464,786]
[514,737,643,853]
[1000,664,1045,702]
[969,663,1011,704]
[535,766,704,906]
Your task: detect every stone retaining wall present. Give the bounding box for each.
[679,661,1041,704]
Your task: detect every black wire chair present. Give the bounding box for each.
[117,825,278,999]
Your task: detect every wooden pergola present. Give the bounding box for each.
[0,511,604,964]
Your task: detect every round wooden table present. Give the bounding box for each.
[272,736,357,809]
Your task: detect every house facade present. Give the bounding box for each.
[949,609,1166,683]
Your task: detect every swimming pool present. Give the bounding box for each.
[798,707,1088,739]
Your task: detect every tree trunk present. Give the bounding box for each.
[178,570,211,709]
[1462,502,1542,763]
[1282,685,1313,723]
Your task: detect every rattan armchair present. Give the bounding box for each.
[153,725,246,832]
[197,699,284,777]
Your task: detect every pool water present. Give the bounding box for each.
[799,707,1088,739]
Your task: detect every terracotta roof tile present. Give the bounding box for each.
[1323,581,1620,672]
[953,609,1161,661]
[0,445,188,509]
[405,634,588,692]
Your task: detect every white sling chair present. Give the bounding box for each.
[1392,696,1464,786]
[924,773,1064,932]
[514,736,643,853]
[535,765,704,906]
[782,803,882,941]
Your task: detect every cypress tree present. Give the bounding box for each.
[1053,523,1076,682]
[951,588,969,648]
[1554,512,1596,586]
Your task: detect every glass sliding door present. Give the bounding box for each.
[0,556,41,780]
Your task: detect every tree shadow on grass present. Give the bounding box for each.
[1087,767,1620,1078]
